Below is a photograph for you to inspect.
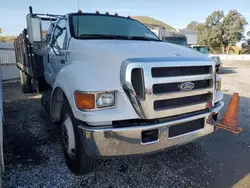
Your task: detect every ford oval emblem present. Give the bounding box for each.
[178,82,195,91]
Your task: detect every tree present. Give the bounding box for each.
[186,10,247,54]
[204,11,224,53]
[186,21,200,30]
[240,31,250,54]
[222,10,247,54]
[205,10,224,27]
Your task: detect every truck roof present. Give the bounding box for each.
[34,11,135,23]
[67,12,133,20]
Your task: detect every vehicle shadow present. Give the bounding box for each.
[2,82,250,188]
[218,66,237,74]
[180,93,250,188]
[2,97,60,168]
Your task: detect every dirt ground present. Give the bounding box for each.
[2,61,250,188]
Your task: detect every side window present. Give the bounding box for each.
[52,19,67,49]
[45,23,55,44]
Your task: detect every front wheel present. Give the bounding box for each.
[61,100,98,176]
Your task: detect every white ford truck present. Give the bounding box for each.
[14,7,224,175]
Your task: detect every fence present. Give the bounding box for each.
[0,47,19,81]
[218,54,250,61]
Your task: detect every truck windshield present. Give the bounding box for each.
[192,46,209,54]
[163,37,188,46]
[70,14,160,41]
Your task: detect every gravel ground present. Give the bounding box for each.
[2,61,250,188]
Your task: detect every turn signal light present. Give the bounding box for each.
[75,92,95,110]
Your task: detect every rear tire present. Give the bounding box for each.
[60,100,98,176]
[20,70,31,93]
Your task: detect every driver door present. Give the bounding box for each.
[48,19,68,85]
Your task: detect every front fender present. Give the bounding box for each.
[51,61,139,124]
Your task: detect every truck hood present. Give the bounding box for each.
[69,39,210,62]
[66,39,212,91]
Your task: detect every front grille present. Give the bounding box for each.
[154,93,212,111]
[122,60,214,119]
[169,118,204,138]
[153,80,212,94]
[151,66,212,77]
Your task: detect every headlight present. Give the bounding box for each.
[96,92,115,108]
[75,91,116,110]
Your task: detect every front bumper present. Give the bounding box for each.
[78,101,224,158]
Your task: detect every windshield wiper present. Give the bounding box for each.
[128,36,161,41]
[78,34,161,41]
[79,34,128,39]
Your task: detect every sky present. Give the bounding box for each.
[0,0,250,36]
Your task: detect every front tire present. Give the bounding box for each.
[61,100,98,176]
[20,70,31,93]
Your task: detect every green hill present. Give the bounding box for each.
[133,16,175,30]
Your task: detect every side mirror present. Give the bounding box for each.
[50,43,64,56]
[26,14,49,55]
[26,14,43,44]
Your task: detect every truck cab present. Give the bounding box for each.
[190,45,222,72]
[15,8,224,176]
